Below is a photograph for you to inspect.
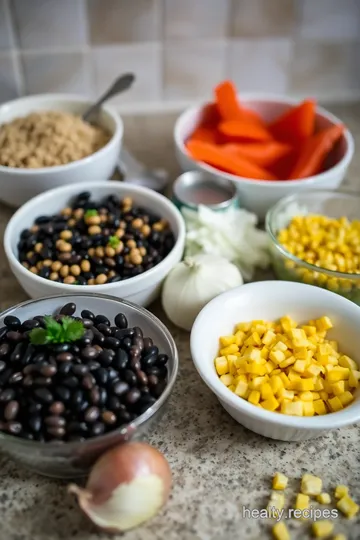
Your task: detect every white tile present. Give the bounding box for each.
[21,52,92,95]
[290,41,360,99]
[88,0,161,44]
[231,0,296,38]
[228,39,292,93]
[299,0,360,41]
[0,54,19,102]
[91,44,162,104]
[0,0,14,50]
[11,0,87,50]
[164,0,230,39]
[164,40,227,100]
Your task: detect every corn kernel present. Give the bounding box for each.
[295,493,310,510]
[320,391,329,400]
[311,392,321,400]
[337,495,359,518]
[335,485,349,500]
[228,384,235,392]
[268,491,285,514]
[301,474,322,496]
[215,356,228,376]
[312,520,334,538]
[317,493,331,504]
[272,522,290,540]
[220,374,234,386]
[270,474,287,492]
[248,390,261,405]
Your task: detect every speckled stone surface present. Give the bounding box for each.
[0,104,360,540]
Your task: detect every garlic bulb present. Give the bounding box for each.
[162,254,243,331]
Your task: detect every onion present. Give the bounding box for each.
[68,442,172,533]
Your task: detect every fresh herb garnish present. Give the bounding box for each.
[84,209,98,219]
[29,315,85,345]
[108,235,120,248]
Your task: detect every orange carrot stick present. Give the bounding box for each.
[214,80,263,124]
[199,102,221,128]
[186,140,277,180]
[289,124,344,179]
[268,99,316,143]
[219,120,272,142]
[189,126,219,145]
[220,141,292,167]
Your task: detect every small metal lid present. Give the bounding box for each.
[172,171,238,211]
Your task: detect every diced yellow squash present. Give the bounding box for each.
[327,396,343,412]
[311,392,321,400]
[302,325,317,336]
[338,391,354,407]
[279,356,296,369]
[279,372,290,387]
[235,321,251,332]
[349,369,360,388]
[292,379,315,392]
[317,493,331,504]
[234,380,249,398]
[228,384,235,392]
[315,316,333,331]
[262,330,277,346]
[234,330,246,346]
[248,390,261,405]
[220,335,236,346]
[312,520,334,538]
[265,361,276,374]
[314,399,327,415]
[280,315,297,331]
[339,355,357,370]
[288,371,301,382]
[326,367,350,382]
[260,382,274,400]
[295,493,310,510]
[301,474,322,496]
[289,328,309,347]
[220,373,234,386]
[320,391,329,401]
[314,378,325,391]
[278,388,295,400]
[234,374,247,385]
[272,522,290,540]
[331,381,345,396]
[261,347,270,360]
[273,472,288,490]
[305,364,322,377]
[215,356,228,375]
[281,401,303,416]
[249,376,267,390]
[268,491,285,512]
[335,485,349,500]
[303,401,315,416]
[337,495,359,518]
[270,375,284,394]
[293,359,307,373]
[220,344,238,356]
[261,396,280,412]
[270,350,286,364]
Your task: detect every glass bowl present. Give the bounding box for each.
[0,293,178,478]
[266,190,360,305]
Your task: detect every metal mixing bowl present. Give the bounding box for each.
[0,294,178,478]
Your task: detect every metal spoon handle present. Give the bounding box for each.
[82,73,135,122]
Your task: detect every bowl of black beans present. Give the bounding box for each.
[0,294,178,478]
[4,182,186,306]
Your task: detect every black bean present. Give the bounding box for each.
[84,406,100,423]
[81,347,98,360]
[0,360,6,372]
[114,327,134,340]
[93,368,108,385]
[40,365,57,377]
[81,318,93,329]
[95,314,110,326]
[68,421,88,435]
[45,416,66,427]
[103,337,120,349]
[4,400,19,421]
[7,421,22,435]
[9,372,23,384]
[125,388,141,404]
[98,387,107,406]
[49,401,65,415]
[4,315,21,331]
[136,370,148,386]
[102,411,116,425]
[21,344,35,365]
[54,386,71,402]
[57,352,74,363]
[115,313,128,329]
[60,302,76,316]
[108,276,122,283]
[92,327,105,344]
[151,380,167,398]
[9,343,23,363]
[97,349,114,367]
[87,361,101,372]
[124,370,137,386]
[112,381,129,396]
[62,376,78,389]
[79,329,94,346]
[137,396,157,415]
[107,368,118,382]
[81,374,95,390]
[0,368,12,385]
[28,415,42,432]
[47,427,65,438]
[34,388,53,404]
[122,337,132,351]
[21,319,40,331]
[40,247,52,259]
[0,327,8,340]
[0,389,16,402]
[89,387,100,405]
[72,364,88,376]
[118,410,131,424]
[39,267,50,279]
[32,351,47,364]
[112,349,129,370]
[33,315,46,327]
[22,375,33,387]
[142,337,153,351]
[130,357,141,371]
[70,388,84,406]
[35,215,50,224]
[7,331,23,343]
[107,395,122,411]
[145,366,162,377]
[90,422,105,437]
[133,326,143,338]
[130,345,141,358]
[58,363,72,376]
[147,374,159,387]
[96,323,112,336]
[53,343,72,353]
[0,344,10,358]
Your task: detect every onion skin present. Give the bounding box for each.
[68,442,172,533]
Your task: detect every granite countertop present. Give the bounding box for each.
[0,104,360,540]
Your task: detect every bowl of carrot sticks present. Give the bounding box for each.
[174,80,354,219]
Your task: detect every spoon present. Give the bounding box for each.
[82,73,135,122]
[83,73,169,193]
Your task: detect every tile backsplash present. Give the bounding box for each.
[0,0,359,111]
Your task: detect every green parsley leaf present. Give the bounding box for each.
[43,315,63,343]
[64,319,85,342]
[84,209,98,219]
[29,328,49,345]
[108,235,120,248]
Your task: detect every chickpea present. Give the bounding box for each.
[95,274,107,285]
[60,265,69,278]
[61,207,72,217]
[122,197,132,208]
[95,246,105,258]
[115,228,125,238]
[70,264,81,277]
[87,278,95,285]
[152,222,164,232]
[81,260,91,272]
[34,242,43,253]
[22,261,30,269]
[132,218,143,229]
[30,266,38,274]
[88,248,95,256]
[26,251,34,259]
[141,224,151,237]
[114,243,123,254]
[105,246,115,257]
[50,272,59,281]
[60,230,72,240]
[43,259,53,267]
[58,241,72,252]
[86,215,101,226]
[127,239,136,249]
[68,218,76,227]
[36,261,43,270]
[130,248,142,265]
[30,225,39,233]
[64,275,76,284]
[51,261,62,272]
[100,214,108,223]
[88,225,101,235]
[108,270,116,278]
[73,208,84,220]
[139,247,146,256]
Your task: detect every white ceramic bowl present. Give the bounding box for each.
[0,94,123,207]
[190,281,360,441]
[4,182,186,307]
[174,93,354,219]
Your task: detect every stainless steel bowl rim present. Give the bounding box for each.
[0,292,179,451]
[266,189,360,280]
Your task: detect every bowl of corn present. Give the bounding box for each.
[266,190,360,304]
[190,280,360,441]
